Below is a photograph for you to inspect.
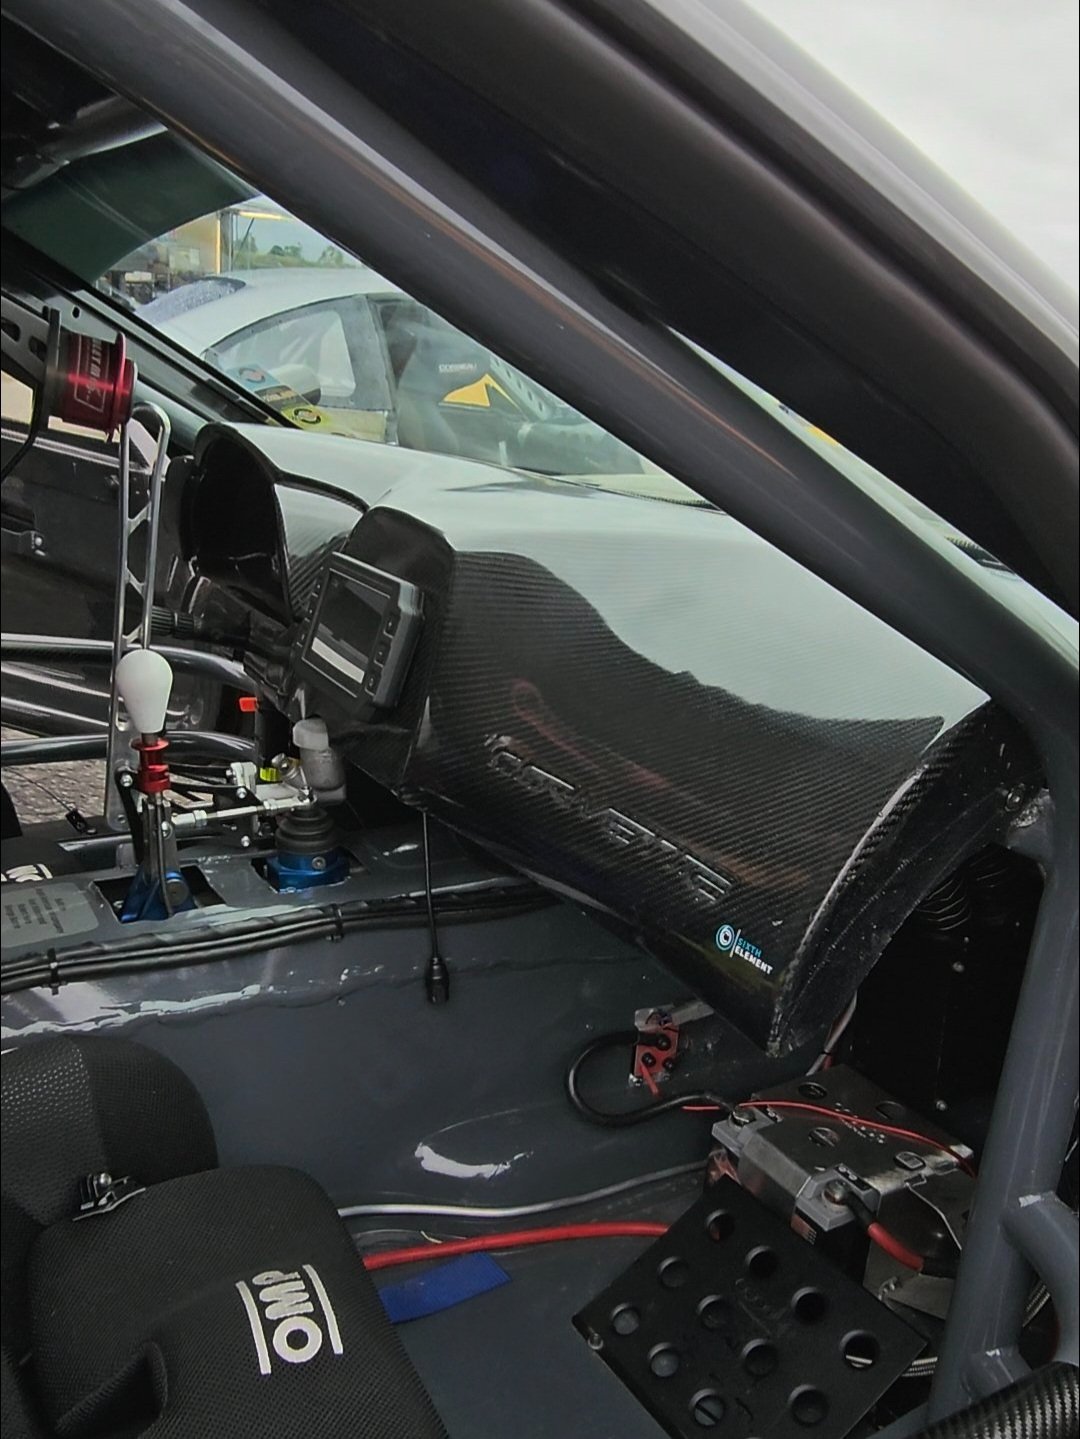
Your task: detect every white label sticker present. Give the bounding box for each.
[0,882,100,948]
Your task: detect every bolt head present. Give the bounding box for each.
[239,835,252,849]
[1005,786,1025,811]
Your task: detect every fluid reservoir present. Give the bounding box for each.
[292,717,347,805]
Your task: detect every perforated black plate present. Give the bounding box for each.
[574,1179,923,1438]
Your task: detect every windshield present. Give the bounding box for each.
[0,128,694,494]
[105,192,696,491]
[4,131,1015,544]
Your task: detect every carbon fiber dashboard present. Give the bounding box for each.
[331,470,1038,1054]
[183,426,1039,1054]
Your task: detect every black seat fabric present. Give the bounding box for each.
[1,1037,447,1439]
[2,1038,217,1378]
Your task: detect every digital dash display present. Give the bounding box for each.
[296,554,423,711]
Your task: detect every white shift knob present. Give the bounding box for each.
[116,648,174,735]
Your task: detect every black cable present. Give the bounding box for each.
[565,1030,728,1127]
[6,771,72,814]
[421,810,450,1004]
[833,1180,959,1279]
[0,885,551,994]
[0,390,47,484]
[2,771,96,834]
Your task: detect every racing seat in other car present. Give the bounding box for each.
[1,1035,447,1439]
[393,323,492,460]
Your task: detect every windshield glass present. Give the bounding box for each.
[5,132,1017,551]
[101,193,697,492]
[0,129,695,495]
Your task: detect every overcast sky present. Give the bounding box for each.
[747,0,1079,290]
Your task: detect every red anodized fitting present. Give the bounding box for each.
[134,736,171,795]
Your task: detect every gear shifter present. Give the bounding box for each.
[116,647,172,736]
[116,648,193,922]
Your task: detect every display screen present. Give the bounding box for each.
[309,573,387,690]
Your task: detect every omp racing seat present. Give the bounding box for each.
[1,1035,447,1439]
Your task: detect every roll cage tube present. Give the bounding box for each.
[5,0,1076,1418]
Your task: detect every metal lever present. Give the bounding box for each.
[105,402,172,827]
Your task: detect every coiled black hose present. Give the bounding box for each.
[916,1364,1078,1439]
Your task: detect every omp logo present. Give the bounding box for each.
[1,864,54,883]
[236,1267,343,1375]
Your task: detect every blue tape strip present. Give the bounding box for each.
[377,1251,511,1324]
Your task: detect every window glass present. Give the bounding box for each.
[96,194,697,498]
[9,144,956,519]
[212,304,356,407]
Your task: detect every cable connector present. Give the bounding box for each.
[421,811,450,1005]
[426,952,450,1005]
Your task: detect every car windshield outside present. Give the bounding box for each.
[2,133,962,522]
[103,195,704,497]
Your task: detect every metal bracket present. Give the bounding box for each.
[0,516,43,557]
[104,402,172,828]
[75,1171,146,1219]
[631,999,713,1093]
